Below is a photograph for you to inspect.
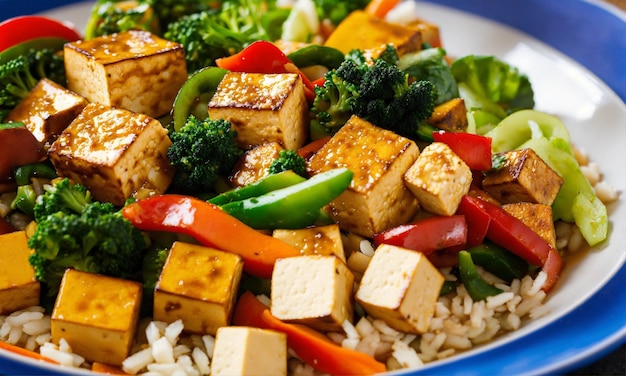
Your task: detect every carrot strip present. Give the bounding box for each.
[233,291,386,375]
[92,362,128,374]
[365,0,402,18]
[0,340,58,364]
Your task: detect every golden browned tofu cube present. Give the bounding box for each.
[503,202,557,249]
[405,17,442,48]
[208,72,308,150]
[64,30,187,118]
[229,142,284,188]
[307,115,420,237]
[51,269,142,366]
[324,10,422,56]
[154,241,244,335]
[271,255,354,332]
[48,103,174,206]
[426,98,468,132]
[355,244,444,334]
[211,326,287,376]
[272,224,346,262]
[0,231,39,314]
[404,142,472,216]
[6,78,88,148]
[482,148,563,206]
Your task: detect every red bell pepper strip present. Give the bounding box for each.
[297,136,331,160]
[233,291,386,375]
[0,123,47,183]
[121,195,300,278]
[432,131,493,171]
[215,40,316,102]
[541,247,563,292]
[456,195,491,247]
[373,215,467,255]
[0,16,81,53]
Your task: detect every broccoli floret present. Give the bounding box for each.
[268,149,307,177]
[27,180,147,299]
[310,46,437,140]
[1,49,66,121]
[164,0,274,72]
[312,0,370,26]
[84,0,162,39]
[33,178,92,222]
[167,115,242,194]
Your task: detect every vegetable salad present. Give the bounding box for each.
[0,0,616,374]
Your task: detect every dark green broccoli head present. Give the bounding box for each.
[33,178,93,222]
[167,115,242,194]
[268,149,307,177]
[85,1,161,39]
[312,0,370,26]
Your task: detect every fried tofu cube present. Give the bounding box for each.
[482,148,563,206]
[154,241,244,335]
[271,255,354,332]
[208,72,308,150]
[211,326,287,376]
[272,224,346,262]
[404,142,472,216]
[51,269,142,366]
[324,10,422,56]
[0,231,39,314]
[405,17,442,48]
[426,98,468,133]
[229,142,284,188]
[355,244,444,334]
[64,30,187,118]
[6,78,88,148]
[307,115,420,237]
[503,202,557,249]
[48,103,174,206]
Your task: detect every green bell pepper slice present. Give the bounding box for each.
[287,44,345,70]
[467,241,528,283]
[220,167,353,229]
[458,250,504,301]
[171,66,229,131]
[209,170,307,206]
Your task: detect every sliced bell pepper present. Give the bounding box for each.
[0,16,81,53]
[456,195,491,247]
[373,215,467,255]
[208,170,306,206]
[365,0,402,18]
[171,66,229,131]
[432,130,493,171]
[287,44,345,70]
[458,250,504,301]
[297,136,330,160]
[220,168,353,230]
[467,242,528,283]
[121,195,301,278]
[0,123,46,182]
[215,40,316,101]
[233,291,386,375]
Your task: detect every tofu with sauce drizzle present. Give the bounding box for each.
[307,115,420,238]
[64,30,187,118]
[48,102,174,206]
[208,72,309,150]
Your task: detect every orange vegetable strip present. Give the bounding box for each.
[365,0,402,18]
[233,291,386,375]
[0,340,58,364]
[92,362,128,374]
[122,195,301,278]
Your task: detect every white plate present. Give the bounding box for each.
[1,1,624,374]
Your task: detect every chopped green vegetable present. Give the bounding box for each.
[398,47,459,105]
[268,149,308,177]
[467,241,528,283]
[458,250,504,301]
[209,170,307,206]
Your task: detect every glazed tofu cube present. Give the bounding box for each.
[0,231,39,314]
[426,98,468,133]
[405,17,442,49]
[404,142,472,216]
[51,269,142,366]
[271,255,354,332]
[272,224,346,262]
[482,148,564,206]
[503,202,557,249]
[229,142,284,188]
[355,244,444,334]
[324,10,422,56]
[211,326,287,376]
[64,30,187,118]
[208,72,308,150]
[48,103,174,206]
[307,115,420,237]
[154,241,244,335]
[5,78,88,148]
